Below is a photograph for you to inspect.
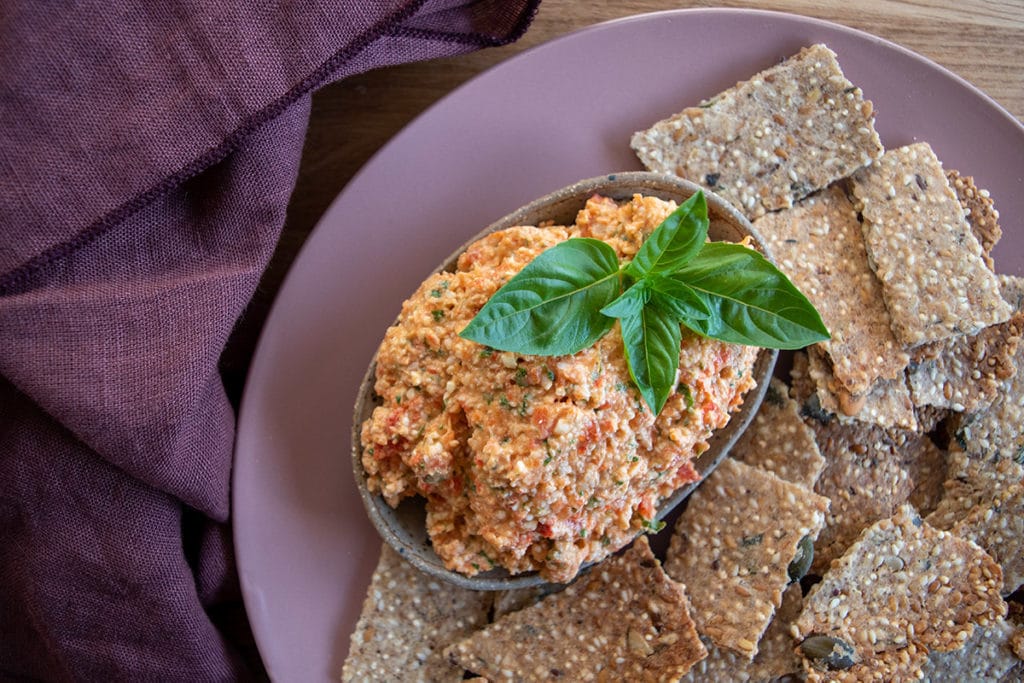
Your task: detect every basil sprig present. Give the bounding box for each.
[460,191,829,414]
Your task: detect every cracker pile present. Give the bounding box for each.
[342,43,1024,681]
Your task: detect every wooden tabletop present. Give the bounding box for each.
[223,0,1023,397]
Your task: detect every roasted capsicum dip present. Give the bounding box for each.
[360,194,758,583]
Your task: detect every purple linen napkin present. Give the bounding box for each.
[0,1,540,679]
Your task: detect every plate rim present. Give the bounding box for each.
[233,7,1024,680]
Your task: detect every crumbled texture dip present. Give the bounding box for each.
[360,194,759,583]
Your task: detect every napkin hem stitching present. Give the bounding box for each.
[0,0,541,295]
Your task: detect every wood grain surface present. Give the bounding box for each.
[223,0,1023,395]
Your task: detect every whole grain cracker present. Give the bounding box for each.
[851,142,1011,347]
[731,377,826,488]
[925,448,1024,532]
[948,169,1002,271]
[752,185,908,394]
[678,583,804,682]
[446,536,706,682]
[806,418,913,574]
[951,275,1024,464]
[951,482,1024,595]
[631,44,883,219]
[664,458,829,658]
[341,544,493,682]
[805,345,918,431]
[919,618,1019,682]
[907,309,1023,414]
[801,642,929,683]
[795,506,1006,667]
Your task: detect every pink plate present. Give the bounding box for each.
[234,9,1024,681]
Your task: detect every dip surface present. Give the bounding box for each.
[360,194,759,582]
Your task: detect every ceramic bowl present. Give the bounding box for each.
[352,171,778,590]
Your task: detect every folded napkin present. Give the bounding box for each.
[0,1,539,678]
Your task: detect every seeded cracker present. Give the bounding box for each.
[906,309,1023,414]
[446,536,707,681]
[731,377,826,488]
[679,583,804,682]
[664,458,829,658]
[795,506,1006,677]
[851,142,1011,347]
[805,345,918,431]
[920,618,1020,683]
[951,482,1024,596]
[805,418,913,574]
[630,44,883,219]
[948,169,1002,271]
[952,275,1024,463]
[341,544,493,682]
[752,185,908,395]
[926,449,1024,532]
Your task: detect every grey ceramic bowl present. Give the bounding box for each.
[352,172,778,590]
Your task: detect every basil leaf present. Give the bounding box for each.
[647,274,712,321]
[599,279,649,319]
[460,238,622,355]
[625,191,708,280]
[672,242,830,349]
[614,302,682,415]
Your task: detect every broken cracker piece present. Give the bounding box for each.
[926,448,1024,532]
[805,345,918,431]
[851,142,1011,347]
[446,536,706,682]
[795,506,1006,670]
[732,377,826,488]
[631,43,882,219]
[951,275,1024,464]
[801,642,929,683]
[919,618,1019,682]
[806,418,913,574]
[952,482,1024,596]
[679,582,804,682]
[948,169,1002,271]
[753,185,908,395]
[907,309,1023,414]
[341,544,493,682]
[665,458,829,658]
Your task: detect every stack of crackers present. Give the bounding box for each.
[342,44,1024,681]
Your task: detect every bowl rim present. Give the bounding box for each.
[351,171,779,590]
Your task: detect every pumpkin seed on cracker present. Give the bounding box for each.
[664,458,829,658]
[752,185,908,395]
[446,536,707,681]
[341,544,493,682]
[731,377,826,488]
[631,43,882,219]
[795,505,1006,675]
[851,142,1011,347]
